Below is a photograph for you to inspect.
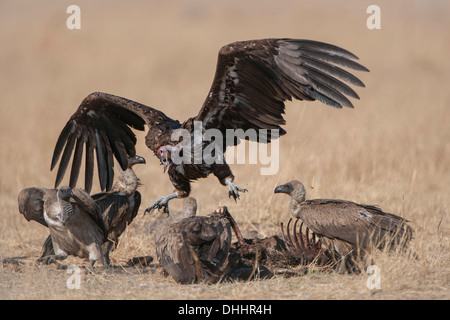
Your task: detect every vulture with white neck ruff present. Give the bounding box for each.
[41,186,108,269]
[18,155,145,266]
[274,180,414,273]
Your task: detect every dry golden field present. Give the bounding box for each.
[0,0,449,300]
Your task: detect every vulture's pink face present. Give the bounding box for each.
[157,145,181,173]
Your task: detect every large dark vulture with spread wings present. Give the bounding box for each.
[51,38,369,213]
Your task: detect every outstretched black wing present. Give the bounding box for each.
[195,38,369,145]
[51,92,179,192]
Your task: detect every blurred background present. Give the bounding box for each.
[0,0,448,299]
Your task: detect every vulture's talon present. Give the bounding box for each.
[226,180,247,202]
[228,190,238,201]
[36,255,64,268]
[36,256,52,265]
[145,193,178,215]
[145,200,169,214]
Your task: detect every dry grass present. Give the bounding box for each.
[0,0,449,300]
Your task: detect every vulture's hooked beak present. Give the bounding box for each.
[274,183,294,195]
[130,155,146,166]
[158,146,180,174]
[162,150,172,174]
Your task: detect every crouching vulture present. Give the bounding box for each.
[18,155,145,266]
[154,205,233,284]
[49,38,368,214]
[40,186,108,269]
[274,180,414,273]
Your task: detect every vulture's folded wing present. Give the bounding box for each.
[18,187,50,227]
[71,187,108,237]
[301,199,413,249]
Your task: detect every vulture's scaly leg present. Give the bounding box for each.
[225,178,248,201]
[144,192,178,214]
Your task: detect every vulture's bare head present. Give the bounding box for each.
[274,180,306,202]
[157,145,181,173]
[128,155,146,168]
[58,186,74,202]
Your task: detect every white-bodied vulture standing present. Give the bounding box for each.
[274,180,414,273]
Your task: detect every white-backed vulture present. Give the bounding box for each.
[274,180,414,273]
[91,155,145,264]
[41,186,108,269]
[154,206,233,284]
[49,38,368,214]
[18,155,145,266]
